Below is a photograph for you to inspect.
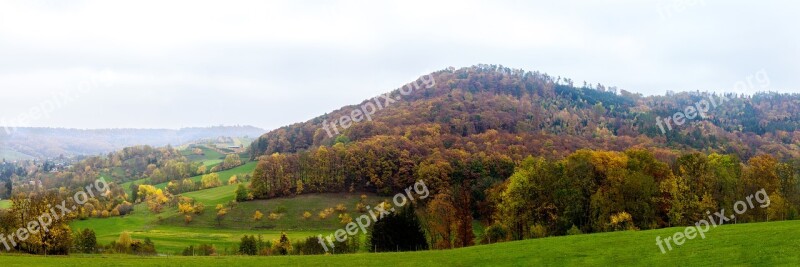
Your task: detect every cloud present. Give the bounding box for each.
[0,0,797,130]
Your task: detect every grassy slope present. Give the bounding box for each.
[182,146,225,167]
[118,146,247,194]
[71,189,385,254]
[9,220,800,266]
[0,199,10,209]
[152,161,257,190]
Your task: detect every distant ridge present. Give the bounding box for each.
[0,125,265,159]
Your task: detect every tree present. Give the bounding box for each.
[197,165,207,175]
[239,235,258,255]
[116,232,133,254]
[273,232,292,255]
[497,156,560,239]
[369,203,428,252]
[235,184,250,202]
[253,210,264,222]
[426,193,458,249]
[221,154,243,170]
[201,173,222,189]
[296,180,304,195]
[216,204,228,226]
[73,229,97,253]
[10,191,73,255]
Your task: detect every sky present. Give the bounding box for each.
[0,0,798,130]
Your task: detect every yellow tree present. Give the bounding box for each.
[426,193,458,249]
[216,204,228,226]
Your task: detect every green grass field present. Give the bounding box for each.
[70,190,385,254]
[9,220,800,266]
[0,199,10,209]
[182,146,225,166]
[118,148,250,195]
[152,162,256,190]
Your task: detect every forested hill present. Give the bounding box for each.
[250,64,800,162]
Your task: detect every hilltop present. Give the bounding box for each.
[251,65,799,161]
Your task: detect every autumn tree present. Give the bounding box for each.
[201,173,222,189]
[253,210,264,222]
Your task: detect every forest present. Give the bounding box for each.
[245,65,800,248]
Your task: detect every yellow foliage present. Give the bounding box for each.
[253,210,264,221]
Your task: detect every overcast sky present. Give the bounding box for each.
[0,0,798,130]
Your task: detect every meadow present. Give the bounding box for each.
[70,190,386,254]
[151,161,257,190]
[6,219,800,266]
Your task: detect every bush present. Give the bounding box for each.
[318,208,334,219]
[116,202,134,216]
[73,229,97,254]
[239,235,258,255]
[272,232,292,255]
[567,225,583,235]
[335,203,347,213]
[268,212,281,221]
[529,224,547,239]
[235,184,250,202]
[481,224,510,244]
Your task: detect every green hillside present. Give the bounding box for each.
[70,191,385,254]
[13,220,800,266]
[151,161,257,190]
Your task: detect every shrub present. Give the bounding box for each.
[73,229,97,254]
[567,225,583,235]
[268,212,280,221]
[339,213,352,225]
[335,203,347,213]
[529,224,547,239]
[253,210,264,221]
[235,184,250,202]
[481,224,510,244]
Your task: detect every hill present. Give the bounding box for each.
[250,65,799,161]
[0,126,264,159]
[15,220,800,266]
